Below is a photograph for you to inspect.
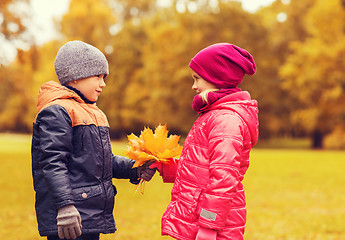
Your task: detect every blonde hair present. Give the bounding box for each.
[199,89,219,104]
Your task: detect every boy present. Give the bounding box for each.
[31,40,155,240]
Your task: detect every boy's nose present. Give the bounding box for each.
[100,79,106,88]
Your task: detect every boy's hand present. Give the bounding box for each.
[57,204,82,239]
[137,160,156,181]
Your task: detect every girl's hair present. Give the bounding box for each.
[200,89,219,104]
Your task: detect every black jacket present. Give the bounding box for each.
[31,81,139,236]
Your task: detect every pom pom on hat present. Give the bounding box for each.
[54,40,109,85]
[189,43,256,89]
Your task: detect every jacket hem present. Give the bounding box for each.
[162,229,192,240]
[39,227,116,236]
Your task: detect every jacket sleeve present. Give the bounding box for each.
[112,155,140,184]
[198,112,245,230]
[159,158,179,183]
[36,105,75,209]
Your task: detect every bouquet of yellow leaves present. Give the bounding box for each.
[125,124,182,193]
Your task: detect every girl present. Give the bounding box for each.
[152,43,259,240]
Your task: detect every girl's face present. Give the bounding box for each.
[68,74,106,102]
[191,70,216,94]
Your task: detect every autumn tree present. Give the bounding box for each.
[247,0,315,139]
[0,0,32,65]
[59,0,116,50]
[0,0,37,131]
[110,2,269,136]
[4,0,337,144]
[0,47,38,132]
[106,0,157,22]
[101,21,149,136]
[280,0,345,148]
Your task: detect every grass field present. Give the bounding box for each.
[1,134,345,240]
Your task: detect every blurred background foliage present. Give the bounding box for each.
[1,0,345,149]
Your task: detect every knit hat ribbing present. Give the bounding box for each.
[54,40,109,85]
[189,43,256,89]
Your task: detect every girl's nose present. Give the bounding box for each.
[192,82,197,91]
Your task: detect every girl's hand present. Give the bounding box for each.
[149,161,163,173]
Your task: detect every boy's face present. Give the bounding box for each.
[72,75,106,102]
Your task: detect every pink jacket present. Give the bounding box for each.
[160,91,259,240]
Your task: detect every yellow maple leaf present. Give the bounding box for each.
[125,124,182,168]
[125,125,182,194]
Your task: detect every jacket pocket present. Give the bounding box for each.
[176,182,203,222]
[72,185,103,201]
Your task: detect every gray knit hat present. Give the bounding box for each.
[54,40,109,85]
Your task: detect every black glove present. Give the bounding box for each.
[137,160,156,181]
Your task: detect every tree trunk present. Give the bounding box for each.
[311,130,323,149]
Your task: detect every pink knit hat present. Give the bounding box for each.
[189,43,256,88]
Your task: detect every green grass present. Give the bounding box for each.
[1,134,345,240]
